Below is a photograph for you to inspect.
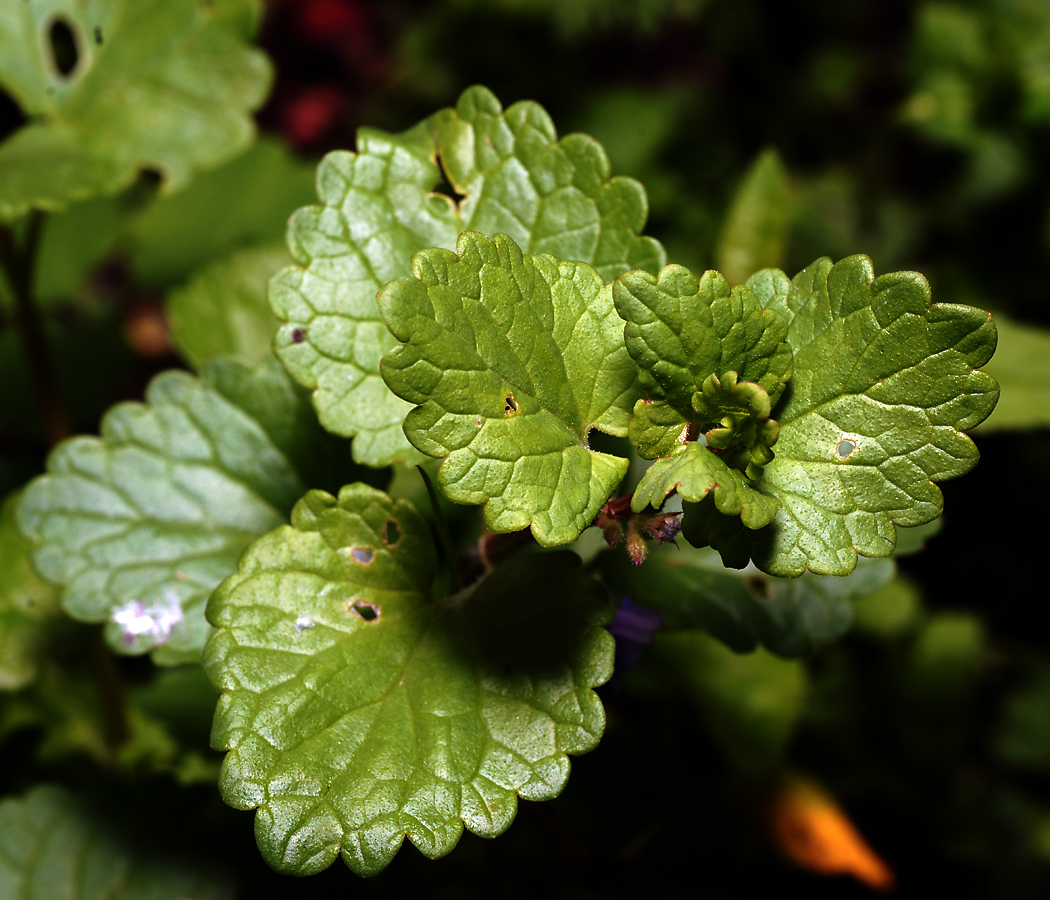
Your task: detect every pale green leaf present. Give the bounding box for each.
[972,315,1050,431]
[714,147,790,287]
[612,263,791,459]
[16,355,355,663]
[0,0,271,220]
[269,85,665,467]
[166,244,287,369]
[0,492,64,691]
[0,785,234,900]
[686,257,999,576]
[601,542,893,657]
[205,483,613,877]
[380,232,633,547]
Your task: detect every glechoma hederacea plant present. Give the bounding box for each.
[0,3,999,883]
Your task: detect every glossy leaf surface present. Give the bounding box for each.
[205,483,613,876]
[380,232,634,546]
[17,356,354,663]
[270,85,665,466]
[0,0,270,220]
[687,257,999,576]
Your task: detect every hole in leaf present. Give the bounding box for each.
[350,547,374,565]
[291,326,307,343]
[48,18,80,78]
[382,520,401,548]
[433,155,466,206]
[836,439,857,459]
[0,87,28,143]
[350,600,380,621]
[745,576,771,601]
[504,394,518,414]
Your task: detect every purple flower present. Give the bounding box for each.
[605,596,663,675]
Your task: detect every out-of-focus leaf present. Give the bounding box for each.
[0,0,271,220]
[973,315,1050,431]
[128,136,316,286]
[205,483,613,876]
[0,785,234,900]
[686,256,1000,576]
[380,232,634,546]
[33,194,123,305]
[270,84,665,467]
[16,355,355,664]
[0,492,64,691]
[166,244,287,369]
[650,630,807,775]
[714,147,790,287]
[851,575,923,641]
[995,662,1050,773]
[600,541,894,657]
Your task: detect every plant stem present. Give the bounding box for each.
[0,212,69,447]
[416,465,463,592]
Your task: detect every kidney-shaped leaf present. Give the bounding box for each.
[16,355,354,664]
[0,0,270,220]
[269,85,665,467]
[380,232,635,546]
[205,483,613,877]
[687,257,999,576]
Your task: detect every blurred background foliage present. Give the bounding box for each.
[3,0,1050,896]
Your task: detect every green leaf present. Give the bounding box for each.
[380,232,634,546]
[269,84,665,467]
[0,492,64,691]
[685,257,999,576]
[972,315,1050,432]
[714,147,790,287]
[128,136,316,286]
[631,442,776,528]
[0,0,271,220]
[0,785,234,900]
[16,355,355,663]
[613,263,791,458]
[600,542,894,657]
[166,243,288,369]
[205,483,613,877]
